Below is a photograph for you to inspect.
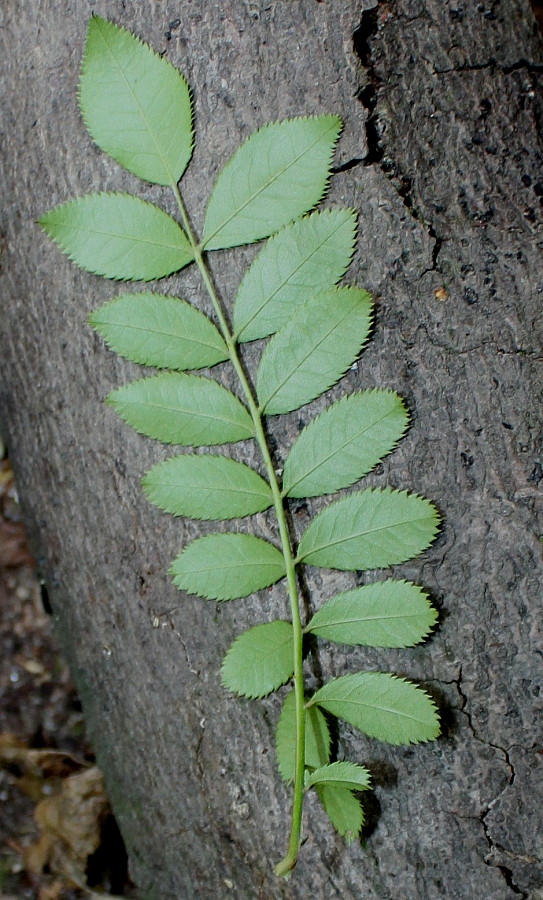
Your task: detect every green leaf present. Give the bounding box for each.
[89,292,228,370]
[221,620,294,698]
[309,672,440,745]
[38,193,193,281]
[79,16,193,185]
[107,373,253,445]
[142,454,272,520]
[305,761,371,792]
[297,488,440,571]
[170,533,285,601]
[305,580,437,648]
[283,389,409,498]
[275,689,331,783]
[202,115,342,250]
[316,784,364,844]
[233,209,356,342]
[256,287,373,415]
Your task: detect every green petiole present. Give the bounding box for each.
[171,182,306,875]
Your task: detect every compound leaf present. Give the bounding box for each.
[202,115,342,250]
[79,16,193,185]
[297,488,440,571]
[275,688,331,783]
[233,209,356,342]
[316,784,364,843]
[305,761,371,792]
[170,533,285,601]
[221,620,294,698]
[142,454,272,519]
[309,672,440,745]
[89,292,228,370]
[256,287,372,415]
[38,193,193,281]
[305,580,437,648]
[283,389,409,498]
[107,373,253,445]
[39,16,446,869]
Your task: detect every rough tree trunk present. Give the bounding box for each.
[1,2,542,897]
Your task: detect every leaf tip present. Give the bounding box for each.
[37,209,53,234]
[104,389,120,410]
[87,309,100,331]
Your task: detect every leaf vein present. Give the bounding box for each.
[204,119,338,247]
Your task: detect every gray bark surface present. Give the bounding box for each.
[1,1,542,897]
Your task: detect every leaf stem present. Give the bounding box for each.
[171,182,306,875]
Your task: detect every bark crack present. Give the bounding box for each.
[415,324,542,359]
[451,667,528,896]
[330,157,365,174]
[352,4,445,272]
[353,5,384,168]
[480,814,528,898]
[453,666,515,775]
[431,58,543,75]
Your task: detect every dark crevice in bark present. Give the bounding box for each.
[330,157,365,174]
[504,57,543,72]
[452,667,527,896]
[362,109,385,165]
[352,5,379,69]
[353,5,444,270]
[353,6,384,166]
[430,229,443,268]
[480,815,528,898]
[415,322,542,358]
[454,666,516,779]
[432,57,543,75]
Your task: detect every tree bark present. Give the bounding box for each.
[1,1,542,897]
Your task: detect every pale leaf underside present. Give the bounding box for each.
[305,760,371,792]
[107,373,254,446]
[170,532,286,601]
[310,672,440,745]
[297,487,440,571]
[305,579,437,647]
[38,192,193,281]
[256,286,373,415]
[79,16,193,185]
[202,115,342,250]
[89,292,228,371]
[316,784,364,843]
[233,208,357,342]
[40,15,444,858]
[221,620,294,698]
[142,454,272,520]
[282,389,409,498]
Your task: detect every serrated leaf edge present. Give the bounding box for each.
[234,207,358,342]
[78,15,194,186]
[106,371,254,445]
[220,620,294,699]
[308,672,441,745]
[282,388,410,498]
[88,292,229,369]
[296,486,441,565]
[203,114,343,249]
[257,285,374,415]
[141,453,272,520]
[304,578,438,648]
[304,760,372,792]
[38,191,193,283]
[168,533,286,601]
